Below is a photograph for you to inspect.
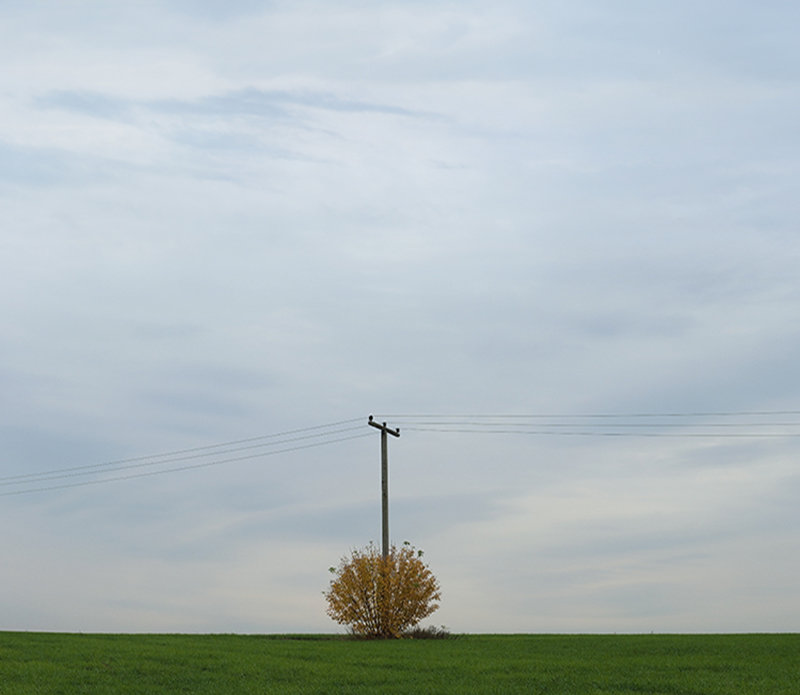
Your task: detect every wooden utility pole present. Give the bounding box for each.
[368,415,400,559]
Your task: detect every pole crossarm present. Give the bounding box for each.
[368,415,400,438]
[368,415,400,559]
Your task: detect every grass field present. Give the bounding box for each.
[1,632,798,694]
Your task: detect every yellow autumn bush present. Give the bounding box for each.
[324,542,441,638]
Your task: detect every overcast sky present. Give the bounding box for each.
[2,1,799,634]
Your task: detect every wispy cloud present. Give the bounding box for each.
[35,90,133,120]
[36,86,436,121]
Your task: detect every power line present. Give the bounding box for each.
[6,409,799,497]
[375,411,800,438]
[0,425,366,487]
[1,431,373,497]
[402,426,800,438]
[391,421,800,428]
[0,418,363,484]
[375,410,800,419]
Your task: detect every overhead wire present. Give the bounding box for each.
[373,410,800,438]
[400,427,800,438]
[389,421,800,428]
[0,417,368,496]
[0,417,363,483]
[375,410,800,419]
[0,431,373,497]
[5,410,800,497]
[0,426,366,487]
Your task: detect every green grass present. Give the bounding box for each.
[1,632,798,694]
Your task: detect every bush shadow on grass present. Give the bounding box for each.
[258,625,456,641]
[260,634,352,641]
[344,625,456,641]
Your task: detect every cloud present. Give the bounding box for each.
[154,87,435,118]
[1,0,799,634]
[0,141,113,187]
[34,90,133,120]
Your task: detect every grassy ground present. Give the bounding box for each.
[1,632,798,694]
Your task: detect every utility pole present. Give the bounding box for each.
[368,415,400,559]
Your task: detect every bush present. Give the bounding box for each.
[403,624,453,640]
[324,542,441,639]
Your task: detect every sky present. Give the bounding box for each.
[1,0,799,634]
